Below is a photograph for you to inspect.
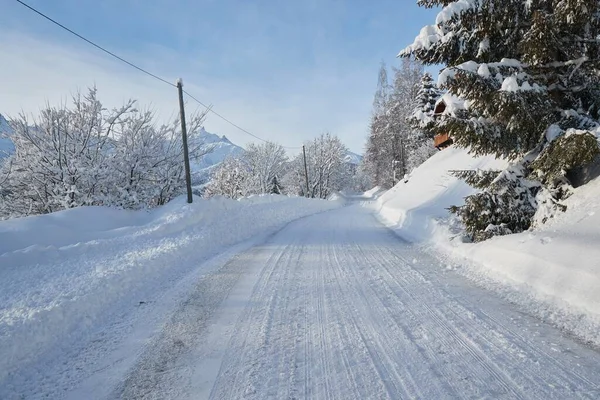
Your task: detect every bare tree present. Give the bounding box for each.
[288,133,348,199]
[203,156,248,199]
[0,87,211,218]
[244,142,288,194]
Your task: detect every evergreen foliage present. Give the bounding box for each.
[409,72,442,136]
[363,59,437,188]
[401,0,600,241]
[270,175,282,195]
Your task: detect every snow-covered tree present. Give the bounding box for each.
[203,156,248,199]
[107,108,210,208]
[364,59,425,188]
[203,141,289,199]
[0,88,211,218]
[347,161,372,192]
[270,175,282,195]
[363,63,390,188]
[405,72,442,172]
[401,0,600,241]
[0,89,123,216]
[243,141,288,195]
[409,72,442,135]
[288,133,348,199]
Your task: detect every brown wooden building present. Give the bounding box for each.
[432,99,453,150]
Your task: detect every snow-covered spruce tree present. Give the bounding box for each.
[409,72,442,136]
[401,0,600,241]
[388,59,425,177]
[405,71,442,172]
[364,59,425,188]
[270,175,282,194]
[363,62,391,188]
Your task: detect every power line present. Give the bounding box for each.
[183,89,302,149]
[14,0,175,88]
[14,0,302,149]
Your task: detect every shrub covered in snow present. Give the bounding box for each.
[0,88,210,218]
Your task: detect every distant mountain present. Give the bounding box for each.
[344,151,363,165]
[190,128,245,184]
[0,114,15,158]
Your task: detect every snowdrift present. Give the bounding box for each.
[374,146,506,242]
[373,146,600,345]
[0,194,341,389]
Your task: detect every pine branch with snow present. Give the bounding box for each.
[401,0,600,240]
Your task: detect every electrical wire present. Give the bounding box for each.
[14,0,302,149]
[15,0,176,88]
[183,89,302,149]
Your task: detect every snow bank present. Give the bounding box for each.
[373,146,600,345]
[362,186,384,199]
[0,194,341,388]
[452,179,600,344]
[374,146,505,243]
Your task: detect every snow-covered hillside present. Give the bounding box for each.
[373,146,600,346]
[0,114,14,157]
[344,150,362,165]
[190,128,244,183]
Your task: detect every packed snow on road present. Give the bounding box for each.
[1,183,600,399]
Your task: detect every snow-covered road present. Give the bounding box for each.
[114,203,600,399]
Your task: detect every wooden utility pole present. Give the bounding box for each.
[302,145,310,198]
[400,138,406,179]
[399,138,404,181]
[176,79,194,204]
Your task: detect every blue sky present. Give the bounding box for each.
[0,0,439,153]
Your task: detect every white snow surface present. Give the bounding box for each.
[344,150,363,165]
[374,146,600,346]
[1,170,600,398]
[435,92,466,116]
[100,204,600,398]
[400,0,478,56]
[0,194,341,399]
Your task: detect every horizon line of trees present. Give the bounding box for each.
[0,88,212,219]
[204,132,369,200]
[0,88,369,220]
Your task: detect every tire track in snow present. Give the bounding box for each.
[380,242,599,396]
[358,246,523,398]
[209,243,296,399]
[120,203,600,399]
[354,217,599,398]
[325,242,416,399]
